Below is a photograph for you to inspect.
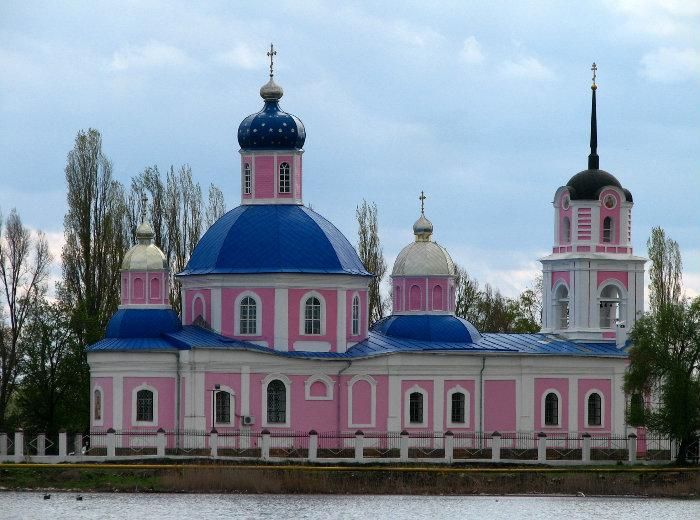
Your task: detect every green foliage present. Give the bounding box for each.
[356,200,387,325]
[647,227,682,314]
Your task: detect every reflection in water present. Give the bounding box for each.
[1,492,697,520]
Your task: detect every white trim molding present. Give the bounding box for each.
[404,384,428,428]
[446,385,470,429]
[348,375,377,428]
[131,383,159,427]
[304,374,335,401]
[584,389,606,429]
[261,373,291,428]
[298,290,327,336]
[212,385,236,427]
[541,388,563,428]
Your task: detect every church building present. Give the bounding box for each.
[88,57,641,439]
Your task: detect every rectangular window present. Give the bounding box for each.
[136,390,154,422]
[409,392,423,424]
[304,298,321,335]
[279,162,291,194]
[451,392,466,423]
[215,391,231,424]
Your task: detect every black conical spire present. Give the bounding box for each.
[588,62,599,170]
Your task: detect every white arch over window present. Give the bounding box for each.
[192,293,206,322]
[261,374,291,428]
[299,291,326,336]
[304,374,335,401]
[404,384,428,427]
[348,375,377,428]
[132,383,158,426]
[212,384,236,426]
[351,292,361,336]
[234,291,262,336]
[598,280,626,330]
[584,389,606,428]
[541,388,562,428]
[446,385,470,428]
[92,385,104,426]
[553,282,570,330]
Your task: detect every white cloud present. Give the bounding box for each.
[214,43,260,69]
[605,0,700,39]
[109,40,191,71]
[498,56,554,81]
[640,47,700,82]
[460,36,485,64]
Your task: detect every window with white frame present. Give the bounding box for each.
[409,392,424,424]
[554,284,569,330]
[243,163,252,194]
[266,379,287,424]
[304,296,322,335]
[351,295,360,336]
[599,285,622,329]
[239,296,257,335]
[603,216,614,243]
[544,392,559,426]
[587,392,602,426]
[451,392,466,424]
[136,389,154,422]
[279,162,291,193]
[215,391,232,424]
[93,388,102,422]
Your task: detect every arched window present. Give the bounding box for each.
[94,389,102,421]
[133,277,144,299]
[544,392,559,426]
[136,389,154,422]
[409,285,422,311]
[304,296,321,335]
[587,392,602,426]
[150,277,160,300]
[554,285,569,330]
[603,216,614,243]
[215,391,231,424]
[266,380,286,424]
[243,163,251,194]
[599,285,622,329]
[239,296,257,335]
[351,295,360,336]
[278,162,291,193]
[409,392,424,424]
[562,216,571,243]
[432,285,444,311]
[193,295,205,322]
[451,392,466,424]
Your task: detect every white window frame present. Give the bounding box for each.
[404,385,428,428]
[132,383,158,426]
[261,374,291,428]
[299,291,326,336]
[598,281,626,330]
[541,389,562,428]
[351,292,361,336]
[446,386,470,428]
[347,375,377,428]
[234,291,262,336]
[553,282,570,330]
[213,385,236,427]
[192,293,206,322]
[243,162,252,195]
[304,374,335,401]
[278,161,291,194]
[92,385,104,427]
[584,389,605,428]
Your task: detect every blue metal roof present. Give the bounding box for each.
[371,315,481,343]
[180,205,370,276]
[105,308,182,339]
[238,100,306,150]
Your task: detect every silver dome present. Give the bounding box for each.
[121,221,168,271]
[392,241,456,277]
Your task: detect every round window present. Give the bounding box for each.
[603,195,616,209]
[562,195,570,210]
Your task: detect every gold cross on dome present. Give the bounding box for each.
[267,43,277,78]
[591,62,597,88]
[419,191,427,214]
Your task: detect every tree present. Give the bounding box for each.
[454,266,481,325]
[647,226,682,314]
[205,183,226,229]
[356,200,387,325]
[0,209,51,429]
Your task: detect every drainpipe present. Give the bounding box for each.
[479,356,486,446]
[337,361,352,433]
[175,351,181,449]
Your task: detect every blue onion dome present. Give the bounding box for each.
[371,315,481,343]
[106,308,181,338]
[565,169,633,202]
[237,77,306,150]
[121,221,168,270]
[392,213,455,277]
[180,205,370,276]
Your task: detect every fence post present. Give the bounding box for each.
[261,429,270,460]
[628,433,637,464]
[0,432,7,458]
[58,430,67,459]
[37,433,46,456]
[308,430,318,461]
[581,433,591,463]
[74,432,83,457]
[400,430,409,462]
[210,428,218,457]
[157,428,166,457]
[354,430,364,462]
[444,431,454,463]
[106,428,116,458]
[537,432,547,463]
[670,438,678,462]
[14,430,24,462]
[491,431,502,462]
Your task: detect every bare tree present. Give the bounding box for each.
[205,183,226,229]
[647,226,683,314]
[356,200,387,325]
[0,208,50,428]
[454,265,481,325]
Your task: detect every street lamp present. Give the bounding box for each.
[211,383,221,429]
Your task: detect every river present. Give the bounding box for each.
[1,492,697,519]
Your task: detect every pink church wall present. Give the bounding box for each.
[241,156,253,200]
[559,202,573,244]
[534,378,569,431]
[599,189,621,245]
[597,271,628,289]
[577,207,592,241]
[443,380,475,430]
[204,372,242,430]
[340,375,388,431]
[254,155,274,198]
[121,274,129,304]
[220,288,275,344]
[401,380,434,430]
[551,271,570,289]
[288,289,338,350]
[409,284,422,310]
[394,284,402,312]
[294,154,302,200]
[132,274,145,304]
[185,289,211,325]
[578,379,611,431]
[484,380,516,432]
[350,378,373,425]
[309,381,327,397]
[277,155,293,198]
[92,377,113,428]
[346,290,368,340]
[122,377,176,430]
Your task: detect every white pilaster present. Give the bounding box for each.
[241,365,250,416]
[336,289,347,353]
[613,369,626,435]
[387,375,401,431]
[210,287,222,333]
[113,375,123,430]
[521,374,535,431]
[274,288,289,351]
[433,378,444,432]
[569,377,578,432]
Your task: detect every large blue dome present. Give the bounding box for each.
[371,315,481,343]
[237,99,306,151]
[106,308,182,339]
[180,205,370,276]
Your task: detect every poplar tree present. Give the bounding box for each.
[356,200,387,325]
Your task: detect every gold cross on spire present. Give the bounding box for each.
[591,62,597,90]
[267,43,277,78]
[419,191,427,214]
[140,193,148,223]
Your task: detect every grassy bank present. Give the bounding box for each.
[0,462,698,498]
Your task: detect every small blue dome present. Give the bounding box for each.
[371,315,481,343]
[238,98,306,151]
[181,205,370,276]
[106,308,182,339]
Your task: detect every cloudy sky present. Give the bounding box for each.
[1,0,699,298]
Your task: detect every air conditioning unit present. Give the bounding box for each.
[241,415,255,426]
